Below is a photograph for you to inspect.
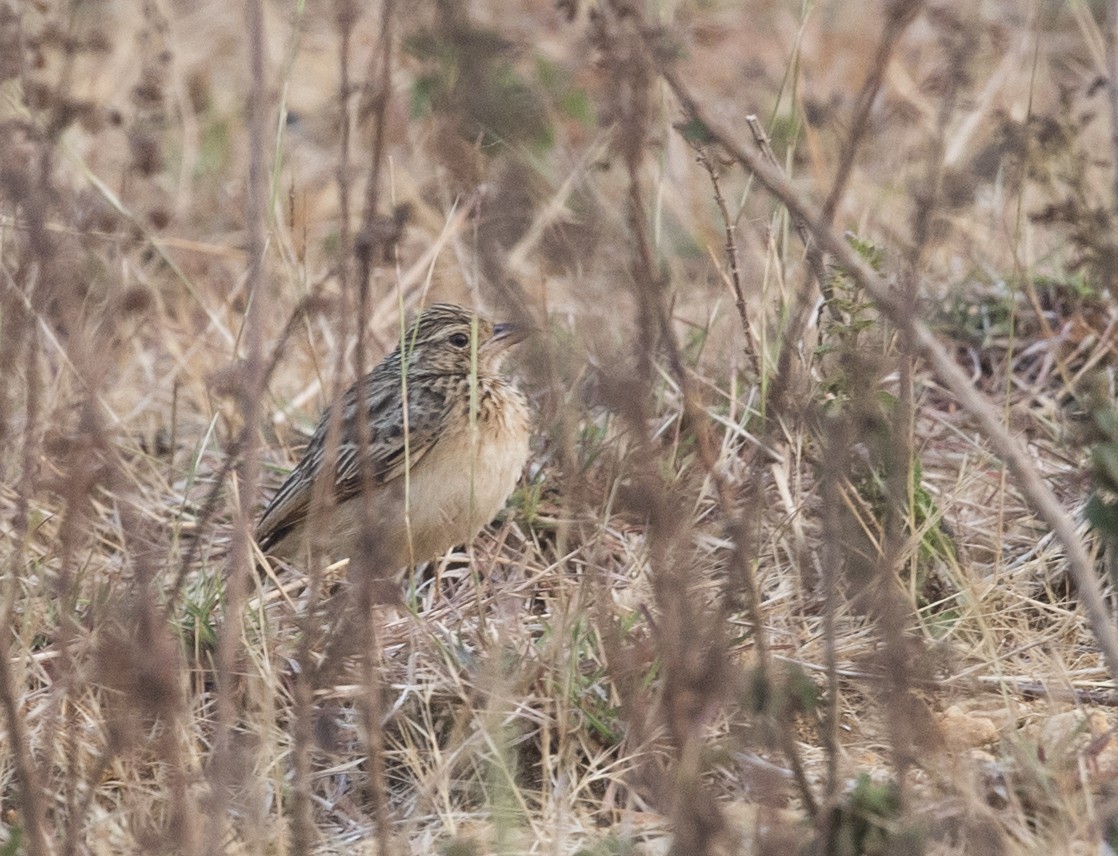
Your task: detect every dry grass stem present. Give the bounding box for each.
[7,2,1118,853]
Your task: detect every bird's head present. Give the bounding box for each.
[402,303,529,377]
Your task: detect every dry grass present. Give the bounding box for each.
[4,0,1118,853]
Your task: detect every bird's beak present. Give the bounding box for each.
[487,321,531,352]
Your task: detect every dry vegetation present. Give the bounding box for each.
[6,0,1118,853]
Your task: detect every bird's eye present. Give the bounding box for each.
[448,332,471,348]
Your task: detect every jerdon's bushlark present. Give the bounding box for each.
[256,303,531,574]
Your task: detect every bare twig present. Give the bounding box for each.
[0,265,49,856]
[818,516,841,809]
[688,143,762,379]
[743,114,829,294]
[205,0,269,847]
[0,576,50,856]
[756,1,924,410]
[344,0,396,850]
[1105,0,1118,210]
[820,0,925,228]
[878,19,965,806]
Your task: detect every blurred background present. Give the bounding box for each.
[3,0,1118,853]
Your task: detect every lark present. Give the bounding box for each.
[256,303,531,575]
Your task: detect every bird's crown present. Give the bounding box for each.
[408,303,493,347]
[393,303,497,376]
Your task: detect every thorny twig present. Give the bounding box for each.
[743,114,830,300]
[687,142,762,379]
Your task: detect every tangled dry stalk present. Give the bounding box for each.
[4,1,1118,854]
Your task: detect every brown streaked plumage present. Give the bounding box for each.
[256,303,531,573]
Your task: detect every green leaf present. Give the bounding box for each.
[1093,444,1118,491]
[675,117,715,145]
[1087,491,1118,539]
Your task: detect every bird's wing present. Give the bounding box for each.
[332,376,452,501]
[255,372,453,551]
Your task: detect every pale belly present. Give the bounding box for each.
[291,409,530,575]
[397,419,529,562]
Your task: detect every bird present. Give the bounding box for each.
[256,303,531,577]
